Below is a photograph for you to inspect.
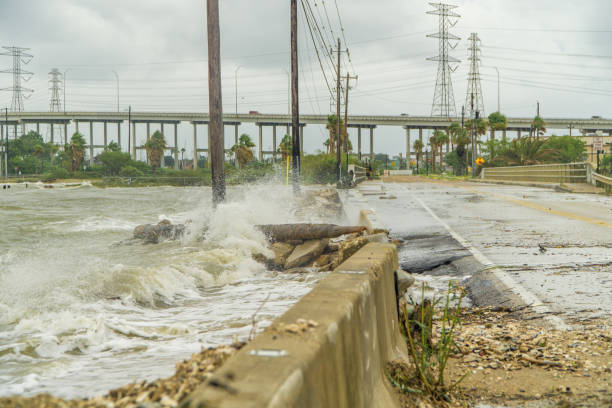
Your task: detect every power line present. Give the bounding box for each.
[481,45,612,60]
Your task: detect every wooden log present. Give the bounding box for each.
[256,224,366,242]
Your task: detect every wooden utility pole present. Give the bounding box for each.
[335,38,341,184]
[343,72,357,178]
[290,0,300,193]
[207,0,225,205]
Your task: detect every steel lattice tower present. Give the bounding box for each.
[1,46,34,112]
[465,33,484,118]
[49,68,63,112]
[427,2,460,118]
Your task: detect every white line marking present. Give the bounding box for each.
[413,196,569,331]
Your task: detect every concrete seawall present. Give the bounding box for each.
[181,242,403,408]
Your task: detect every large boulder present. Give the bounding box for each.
[284,239,329,269]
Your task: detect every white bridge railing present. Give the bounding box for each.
[348,164,367,185]
[481,162,589,183]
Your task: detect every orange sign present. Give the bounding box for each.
[475,157,485,166]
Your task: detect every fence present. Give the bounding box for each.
[481,162,589,183]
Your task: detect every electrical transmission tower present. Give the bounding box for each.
[49,68,63,112]
[427,2,460,118]
[1,46,34,112]
[465,33,484,118]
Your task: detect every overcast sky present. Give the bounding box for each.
[1,0,611,157]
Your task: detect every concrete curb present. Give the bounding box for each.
[181,243,404,408]
[470,179,561,190]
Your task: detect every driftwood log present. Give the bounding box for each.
[255,224,366,242]
[132,222,366,245]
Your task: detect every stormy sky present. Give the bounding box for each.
[1,0,611,157]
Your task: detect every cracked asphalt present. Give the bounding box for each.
[360,179,612,326]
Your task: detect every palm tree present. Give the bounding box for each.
[231,133,255,168]
[429,134,439,172]
[447,123,462,151]
[413,139,424,172]
[488,112,507,142]
[493,137,559,166]
[435,131,450,169]
[69,132,87,172]
[325,114,351,154]
[455,130,471,175]
[144,131,167,171]
[278,134,292,160]
[47,143,59,168]
[531,115,547,139]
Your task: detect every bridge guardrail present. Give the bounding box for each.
[348,164,367,185]
[592,172,612,190]
[481,162,589,183]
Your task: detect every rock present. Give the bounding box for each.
[284,267,311,274]
[464,353,480,363]
[284,239,329,269]
[313,254,331,268]
[133,221,185,243]
[336,236,368,265]
[396,269,415,296]
[362,233,389,244]
[270,242,295,267]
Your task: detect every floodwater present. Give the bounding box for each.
[0,183,328,398]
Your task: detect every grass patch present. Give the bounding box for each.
[390,282,467,403]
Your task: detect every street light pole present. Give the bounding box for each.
[111,70,119,112]
[494,66,500,112]
[128,105,131,157]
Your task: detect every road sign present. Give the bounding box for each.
[593,136,603,151]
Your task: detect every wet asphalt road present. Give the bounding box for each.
[359,180,611,326]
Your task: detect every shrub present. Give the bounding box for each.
[120,165,144,177]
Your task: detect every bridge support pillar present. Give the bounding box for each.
[36,123,40,135]
[131,122,136,159]
[64,123,68,146]
[117,123,121,149]
[258,124,263,161]
[89,121,94,166]
[369,127,374,164]
[103,122,108,148]
[192,123,198,169]
[207,123,211,168]
[358,127,362,160]
[300,125,304,157]
[517,129,521,138]
[75,121,78,134]
[161,123,165,137]
[272,125,277,163]
[50,124,54,145]
[234,124,239,145]
[174,123,179,169]
[419,127,423,142]
[405,128,411,164]
[146,123,150,164]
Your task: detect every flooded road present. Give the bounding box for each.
[360,180,611,324]
[0,183,329,398]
